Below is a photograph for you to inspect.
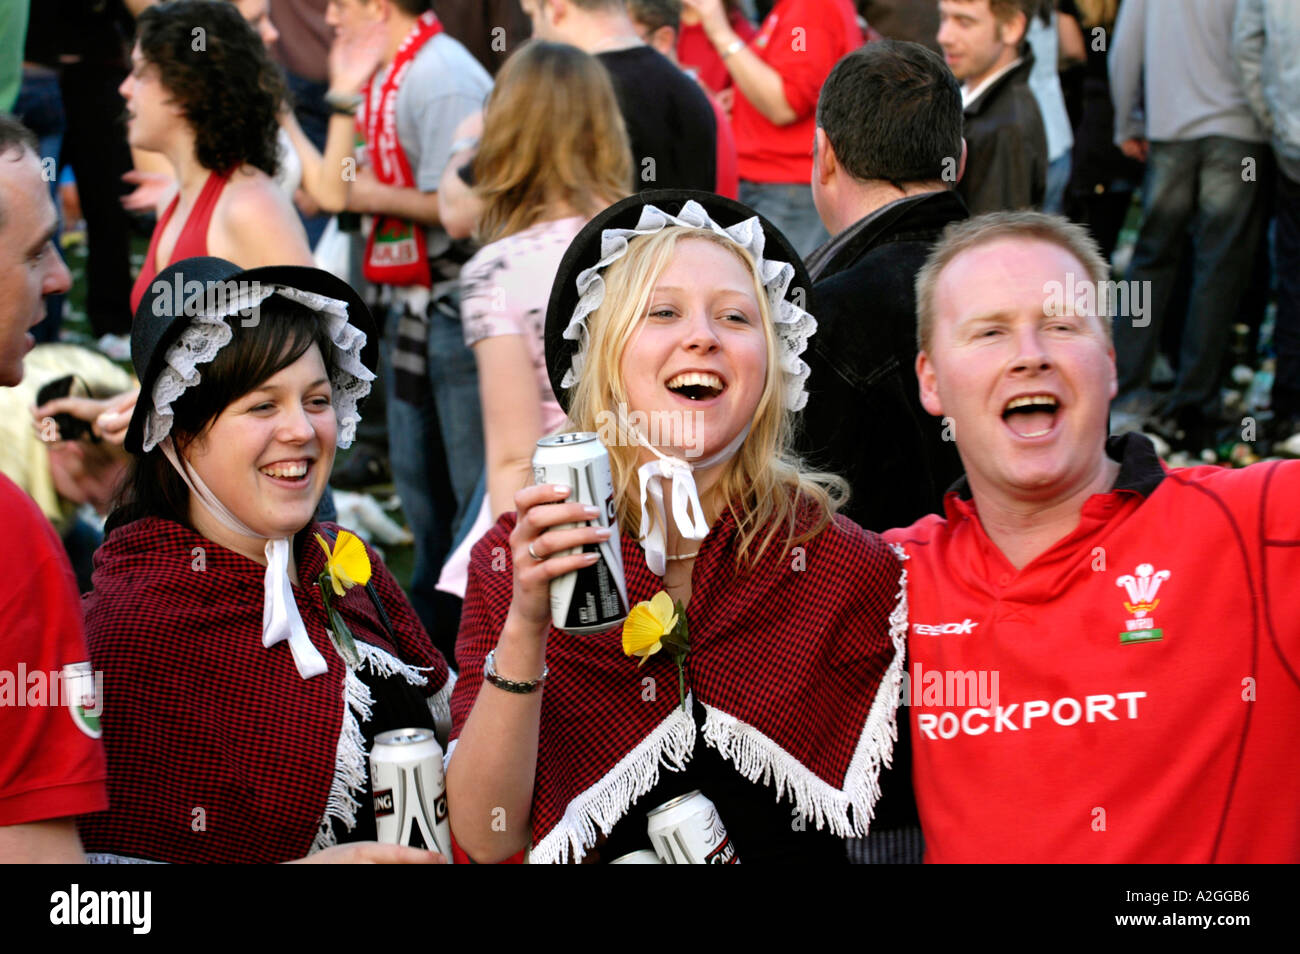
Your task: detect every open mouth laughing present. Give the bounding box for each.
[665,370,727,402]
[1001,393,1061,439]
[258,458,313,487]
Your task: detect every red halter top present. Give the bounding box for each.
[129,170,232,314]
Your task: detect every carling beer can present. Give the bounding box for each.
[370,727,453,859]
[531,432,629,634]
[608,849,664,864]
[646,790,740,864]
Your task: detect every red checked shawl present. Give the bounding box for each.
[451,498,906,863]
[78,517,450,863]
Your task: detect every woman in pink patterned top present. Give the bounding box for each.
[437,42,631,597]
[460,42,632,519]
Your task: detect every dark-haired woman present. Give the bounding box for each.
[122,0,313,314]
[79,258,450,864]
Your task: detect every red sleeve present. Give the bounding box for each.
[731,8,758,43]
[710,91,740,199]
[1261,460,1300,543]
[0,478,107,825]
[765,0,863,119]
[882,512,944,548]
[1260,461,1300,678]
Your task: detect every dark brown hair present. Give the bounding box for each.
[137,0,284,176]
[109,296,336,534]
[0,115,39,232]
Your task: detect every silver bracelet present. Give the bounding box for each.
[483,648,548,694]
[720,38,745,59]
[324,90,363,116]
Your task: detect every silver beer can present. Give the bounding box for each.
[608,849,664,864]
[531,432,629,634]
[370,727,453,859]
[646,790,740,864]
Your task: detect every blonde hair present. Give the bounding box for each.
[564,226,847,569]
[472,41,632,244]
[915,210,1113,354]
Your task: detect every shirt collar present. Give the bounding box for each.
[806,193,921,280]
[945,432,1168,512]
[962,56,1024,108]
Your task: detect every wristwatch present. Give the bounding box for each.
[325,90,364,116]
[720,38,745,59]
[483,648,548,694]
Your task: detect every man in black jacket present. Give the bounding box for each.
[803,40,967,535]
[800,40,969,864]
[938,0,1046,213]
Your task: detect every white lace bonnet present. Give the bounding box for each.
[547,194,818,413]
[138,283,374,454]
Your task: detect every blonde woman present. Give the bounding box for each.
[446,191,906,864]
[436,41,631,597]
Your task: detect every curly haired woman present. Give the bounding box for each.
[123,0,312,314]
[41,1,318,450]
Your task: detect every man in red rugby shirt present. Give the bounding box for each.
[886,210,1300,862]
[0,115,97,862]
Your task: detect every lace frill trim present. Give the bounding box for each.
[142,284,374,453]
[559,200,817,412]
[529,695,697,864]
[308,640,445,854]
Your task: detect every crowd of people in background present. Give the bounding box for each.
[1,0,1297,865]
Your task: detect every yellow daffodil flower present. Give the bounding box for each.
[314,530,372,597]
[622,591,678,666]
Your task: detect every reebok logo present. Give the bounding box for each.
[912,619,978,636]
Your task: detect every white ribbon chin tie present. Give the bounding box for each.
[638,454,710,577]
[161,437,328,680]
[262,537,329,679]
[632,422,749,577]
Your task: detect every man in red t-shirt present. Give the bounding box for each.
[677,0,758,95]
[0,115,106,862]
[884,210,1300,862]
[683,0,863,255]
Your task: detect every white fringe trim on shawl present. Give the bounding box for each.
[86,853,165,864]
[309,640,442,853]
[529,553,909,859]
[429,668,455,745]
[529,693,698,865]
[702,551,906,838]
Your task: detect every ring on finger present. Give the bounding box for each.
[527,542,544,562]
